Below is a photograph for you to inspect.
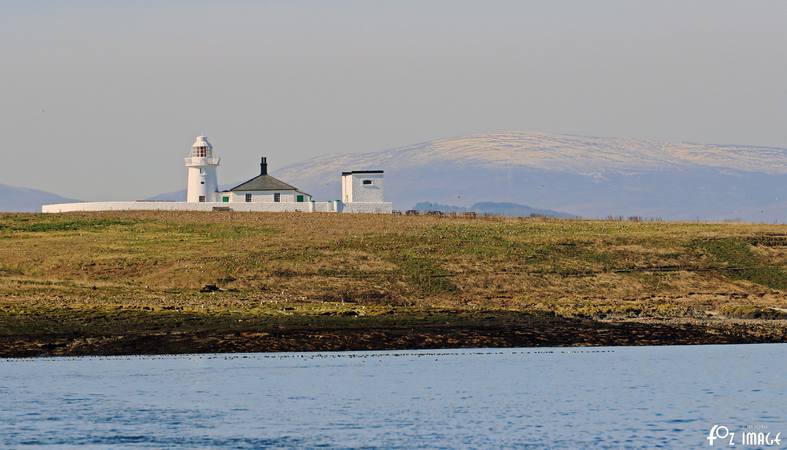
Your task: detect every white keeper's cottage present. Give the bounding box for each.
[42,135,392,214]
[223,157,312,205]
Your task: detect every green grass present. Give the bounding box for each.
[695,238,787,290]
[0,216,140,233]
[393,254,458,295]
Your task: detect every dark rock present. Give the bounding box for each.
[200,284,221,293]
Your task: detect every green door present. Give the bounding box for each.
[222,196,230,203]
[297,195,304,202]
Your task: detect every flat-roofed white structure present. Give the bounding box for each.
[340,171,390,213]
[342,171,385,203]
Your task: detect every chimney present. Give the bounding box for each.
[260,157,268,175]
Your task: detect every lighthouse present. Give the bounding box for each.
[185,135,220,202]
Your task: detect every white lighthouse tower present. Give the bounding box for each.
[185,135,220,203]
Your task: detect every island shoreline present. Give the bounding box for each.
[3,315,785,358]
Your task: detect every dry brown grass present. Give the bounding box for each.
[0,211,785,325]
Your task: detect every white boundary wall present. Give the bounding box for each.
[42,201,391,214]
[340,202,393,214]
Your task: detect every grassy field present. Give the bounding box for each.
[1,211,786,357]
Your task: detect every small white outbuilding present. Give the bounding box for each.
[342,171,385,203]
[340,171,391,213]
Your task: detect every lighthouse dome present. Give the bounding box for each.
[190,135,213,158]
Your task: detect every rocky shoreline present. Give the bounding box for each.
[3,314,785,358]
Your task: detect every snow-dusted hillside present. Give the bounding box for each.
[280,132,787,177]
[275,132,787,222]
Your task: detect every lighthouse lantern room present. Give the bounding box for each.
[185,135,220,202]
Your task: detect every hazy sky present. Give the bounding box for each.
[2,1,786,199]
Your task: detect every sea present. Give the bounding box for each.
[1,344,785,448]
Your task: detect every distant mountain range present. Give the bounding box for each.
[5,131,787,221]
[273,132,787,222]
[413,201,575,218]
[0,184,77,212]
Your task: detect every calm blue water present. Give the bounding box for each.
[1,344,785,448]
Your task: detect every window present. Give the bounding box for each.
[363,180,373,185]
[198,196,206,202]
[245,194,252,203]
[200,181,205,185]
[274,193,281,203]
[222,196,229,203]
[296,195,304,202]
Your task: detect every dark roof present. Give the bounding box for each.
[341,170,384,175]
[229,174,302,192]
